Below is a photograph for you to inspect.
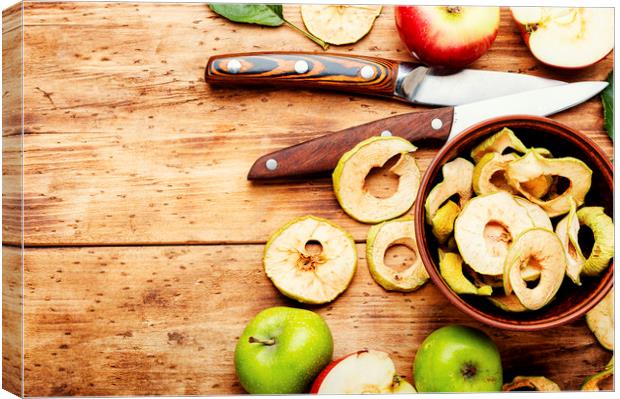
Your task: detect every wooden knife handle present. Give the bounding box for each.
[206,52,406,97]
[247,107,454,180]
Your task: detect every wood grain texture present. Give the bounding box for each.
[206,52,401,97]
[2,3,612,245]
[2,4,24,395]
[1,2,615,396]
[16,245,611,396]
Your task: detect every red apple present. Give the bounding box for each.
[511,7,613,69]
[310,350,415,394]
[395,6,500,70]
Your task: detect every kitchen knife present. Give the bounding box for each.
[205,52,565,106]
[247,81,608,180]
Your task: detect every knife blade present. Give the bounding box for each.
[247,81,607,180]
[205,52,565,106]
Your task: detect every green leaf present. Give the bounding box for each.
[208,4,284,27]
[601,71,613,140]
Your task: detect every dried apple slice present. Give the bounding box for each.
[581,357,614,391]
[470,127,529,163]
[301,5,382,45]
[366,217,428,292]
[333,137,420,223]
[431,200,460,244]
[586,288,614,350]
[263,215,357,304]
[503,228,566,310]
[577,207,614,276]
[425,157,474,222]
[438,249,492,296]
[454,192,534,275]
[514,197,552,230]
[472,152,519,195]
[503,376,561,391]
[555,198,585,284]
[506,150,592,217]
[488,293,528,313]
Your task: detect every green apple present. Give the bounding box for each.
[234,306,333,394]
[413,325,502,392]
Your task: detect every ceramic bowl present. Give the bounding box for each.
[414,115,614,331]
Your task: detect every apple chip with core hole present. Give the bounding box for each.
[366,217,428,292]
[438,249,492,296]
[431,200,460,244]
[263,216,357,304]
[470,127,531,163]
[488,293,528,313]
[333,137,420,223]
[506,150,592,217]
[425,157,473,223]
[586,288,613,350]
[503,376,561,391]
[581,357,614,391]
[503,228,566,311]
[577,207,614,276]
[472,152,519,195]
[454,192,534,275]
[301,5,382,45]
[555,198,585,285]
[311,350,415,394]
[511,7,614,69]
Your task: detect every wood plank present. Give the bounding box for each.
[19,244,611,396]
[6,3,613,245]
[2,246,24,396]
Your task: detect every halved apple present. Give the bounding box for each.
[511,7,614,69]
[311,350,415,394]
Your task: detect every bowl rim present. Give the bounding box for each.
[414,115,614,331]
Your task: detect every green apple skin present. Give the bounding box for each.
[414,325,502,392]
[234,306,334,394]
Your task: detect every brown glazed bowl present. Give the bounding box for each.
[414,115,614,331]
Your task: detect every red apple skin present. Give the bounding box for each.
[310,350,367,394]
[395,6,499,70]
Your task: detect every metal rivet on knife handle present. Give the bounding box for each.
[265,159,278,171]
[227,59,241,74]
[431,118,443,130]
[294,60,309,74]
[360,65,374,80]
[380,130,392,137]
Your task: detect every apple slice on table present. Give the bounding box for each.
[511,7,614,69]
[311,350,415,394]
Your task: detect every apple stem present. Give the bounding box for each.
[249,336,276,346]
[446,6,462,14]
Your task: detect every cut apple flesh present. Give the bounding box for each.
[425,157,473,221]
[263,216,357,304]
[577,207,614,276]
[514,197,552,230]
[512,7,614,69]
[313,350,414,394]
[470,127,528,163]
[454,192,534,275]
[301,5,382,45]
[438,249,492,296]
[488,293,528,313]
[503,376,561,391]
[503,228,566,310]
[586,288,614,350]
[506,150,592,217]
[333,136,420,223]
[472,152,519,195]
[366,217,429,292]
[581,357,614,391]
[555,198,585,285]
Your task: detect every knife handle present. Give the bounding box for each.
[247,107,454,180]
[206,52,408,97]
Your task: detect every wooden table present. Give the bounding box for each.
[2,3,613,396]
